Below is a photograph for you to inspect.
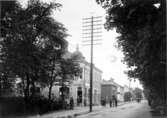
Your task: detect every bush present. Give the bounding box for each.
[0,96,64,117]
[124,92,132,102]
[0,97,27,117]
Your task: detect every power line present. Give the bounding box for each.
[82,16,102,112]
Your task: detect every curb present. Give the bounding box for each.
[54,111,89,118]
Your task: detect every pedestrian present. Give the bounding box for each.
[77,97,79,106]
[84,98,87,106]
[115,96,118,107]
[109,99,112,107]
[65,98,69,109]
[70,97,74,109]
[112,95,115,107]
[101,99,104,106]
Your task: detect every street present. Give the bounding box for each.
[77,100,165,118]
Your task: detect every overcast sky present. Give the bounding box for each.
[19,0,142,89]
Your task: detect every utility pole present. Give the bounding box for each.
[82,16,102,112]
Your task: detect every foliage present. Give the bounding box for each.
[0,96,64,116]
[124,92,132,102]
[133,87,143,99]
[40,50,82,101]
[0,0,68,101]
[96,0,166,107]
[0,1,82,112]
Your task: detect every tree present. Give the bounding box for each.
[58,53,82,108]
[133,87,143,100]
[0,0,22,97]
[96,0,166,108]
[0,0,67,103]
[124,92,132,102]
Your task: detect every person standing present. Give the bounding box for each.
[70,97,74,109]
[115,96,118,107]
[109,98,112,107]
[112,95,115,107]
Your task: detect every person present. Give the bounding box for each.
[101,98,106,106]
[109,98,112,107]
[112,95,115,107]
[104,98,106,106]
[137,98,141,103]
[101,99,104,106]
[77,97,79,106]
[70,97,74,109]
[65,98,70,109]
[115,96,118,107]
[84,98,87,106]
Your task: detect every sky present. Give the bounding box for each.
[19,0,142,89]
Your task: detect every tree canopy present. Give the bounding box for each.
[0,0,69,100]
[96,0,166,106]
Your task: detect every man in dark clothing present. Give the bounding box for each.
[115,96,118,107]
[109,99,112,107]
[112,95,115,107]
[112,95,118,107]
[70,97,74,109]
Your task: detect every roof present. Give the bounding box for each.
[82,61,103,73]
[101,79,123,88]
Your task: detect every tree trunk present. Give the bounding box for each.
[24,73,30,103]
[61,78,66,109]
[48,82,53,101]
[30,81,35,99]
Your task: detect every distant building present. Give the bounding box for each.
[101,78,117,102]
[115,84,124,102]
[101,78,126,102]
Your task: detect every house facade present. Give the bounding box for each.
[70,60,102,106]
[42,49,102,106]
[115,84,124,102]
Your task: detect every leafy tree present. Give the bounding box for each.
[58,53,82,108]
[0,0,20,97]
[124,92,132,102]
[96,0,166,107]
[133,87,143,100]
[39,50,82,108]
[0,0,67,103]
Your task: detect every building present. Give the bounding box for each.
[101,78,117,103]
[42,48,102,106]
[70,59,102,106]
[115,83,124,102]
[101,78,126,102]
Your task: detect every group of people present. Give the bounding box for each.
[109,95,118,107]
[101,95,118,107]
[68,96,118,109]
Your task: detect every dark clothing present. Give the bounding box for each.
[101,99,106,106]
[70,98,74,109]
[111,95,118,107]
[115,99,118,107]
[109,99,112,107]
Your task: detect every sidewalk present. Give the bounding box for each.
[29,102,129,118]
